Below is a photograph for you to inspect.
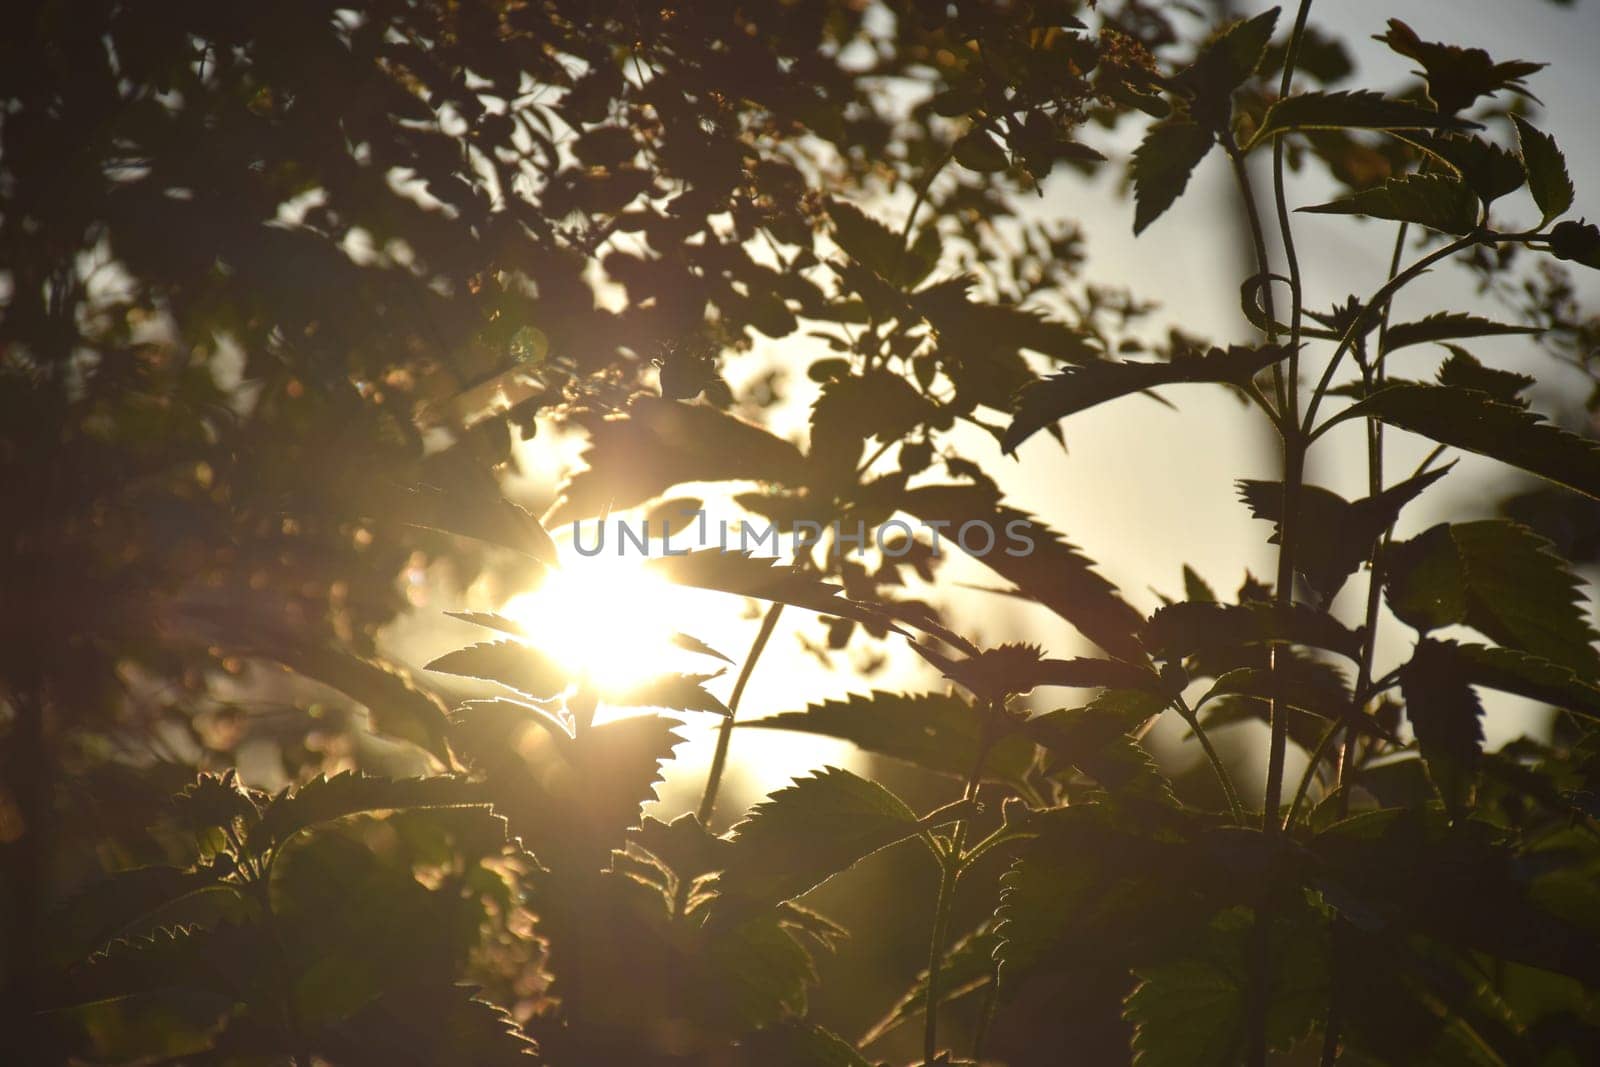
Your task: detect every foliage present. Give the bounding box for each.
[5,1,1600,1065]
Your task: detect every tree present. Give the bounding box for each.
[4,1,1600,1064]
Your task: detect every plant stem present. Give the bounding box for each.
[697,601,784,824]
[1176,695,1245,823]
[923,723,994,1065]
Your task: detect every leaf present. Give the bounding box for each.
[1300,172,1479,235]
[47,865,228,971]
[910,641,1161,703]
[424,639,571,700]
[1143,599,1365,663]
[1377,19,1545,115]
[1384,520,1600,676]
[1123,909,1326,1067]
[1330,381,1600,502]
[603,672,730,715]
[1447,642,1600,719]
[671,631,734,664]
[710,768,925,919]
[900,483,1147,661]
[1235,464,1452,600]
[745,691,1037,792]
[1172,9,1280,131]
[170,771,261,844]
[1513,115,1573,224]
[550,396,807,523]
[1004,344,1288,453]
[1399,639,1485,815]
[810,370,938,480]
[445,610,529,638]
[1382,312,1540,354]
[455,696,574,745]
[1026,690,1175,802]
[272,646,453,764]
[314,982,539,1066]
[1250,89,1479,145]
[1130,119,1215,235]
[53,921,270,1009]
[1397,132,1526,204]
[953,128,1009,172]
[646,549,904,634]
[377,480,557,564]
[735,1022,875,1067]
[828,199,932,286]
[1434,347,1535,404]
[247,772,488,856]
[860,928,1001,1046]
[630,812,730,887]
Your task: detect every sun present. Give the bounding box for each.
[498,551,688,694]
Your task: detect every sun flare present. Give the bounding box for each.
[498,552,688,694]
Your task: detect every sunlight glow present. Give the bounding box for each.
[499,552,687,693]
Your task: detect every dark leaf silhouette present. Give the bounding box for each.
[1004,345,1289,453]
[1301,172,1479,234]
[425,639,571,700]
[1131,119,1215,235]
[1513,115,1574,224]
[1381,312,1540,354]
[1249,89,1478,147]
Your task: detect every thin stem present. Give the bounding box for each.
[697,601,785,824]
[1225,140,1287,414]
[1176,695,1245,823]
[1284,716,1344,828]
[923,723,994,1065]
[1302,232,1481,436]
[1272,0,1313,426]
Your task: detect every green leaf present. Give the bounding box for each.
[711,767,924,918]
[1130,119,1215,235]
[1004,344,1288,453]
[170,771,261,845]
[1397,132,1526,204]
[860,927,1001,1046]
[1384,520,1600,676]
[900,483,1147,662]
[1399,638,1486,814]
[1025,690,1174,802]
[1235,464,1451,600]
[272,646,454,764]
[1447,641,1600,719]
[247,772,488,856]
[1382,312,1540,354]
[425,639,571,700]
[1300,172,1479,235]
[744,691,1038,792]
[1513,115,1574,224]
[550,396,807,523]
[1173,9,1280,131]
[1330,381,1600,501]
[1250,89,1479,146]
[1124,909,1325,1067]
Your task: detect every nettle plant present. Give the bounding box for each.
[19,3,1600,1066]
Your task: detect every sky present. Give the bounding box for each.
[374,0,1600,823]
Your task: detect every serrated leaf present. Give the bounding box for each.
[378,480,557,565]
[1124,909,1325,1067]
[1377,19,1545,115]
[860,927,1001,1046]
[1384,520,1600,676]
[711,768,924,918]
[1435,347,1534,404]
[646,549,904,634]
[604,672,730,716]
[910,640,1161,703]
[1005,344,1288,453]
[1144,599,1364,663]
[670,631,733,664]
[1448,641,1600,719]
[272,646,453,764]
[1026,690,1175,802]
[1235,464,1451,599]
[550,396,807,523]
[1251,89,1478,146]
[425,639,571,700]
[455,696,574,745]
[900,483,1146,661]
[953,129,1009,172]
[810,370,938,480]
[445,610,528,638]
[315,982,539,1065]
[1172,9,1280,132]
[630,812,730,887]
[1513,115,1573,224]
[1131,119,1215,235]
[744,691,1036,792]
[1301,172,1479,234]
[1382,312,1540,354]
[52,921,269,1009]
[1330,381,1600,501]
[247,772,488,856]
[736,1022,875,1067]
[170,771,260,843]
[1397,132,1526,204]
